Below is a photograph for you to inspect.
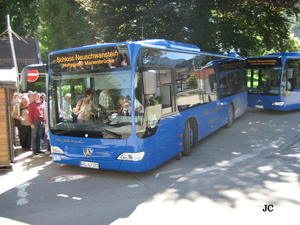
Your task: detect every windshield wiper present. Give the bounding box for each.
[98,127,122,139]
[52,130,70,135]
[52,124,122,139]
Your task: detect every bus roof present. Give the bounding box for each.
[203,56,245,67]
[267,52,300,57]
[49,39,201,55]
[49,39,242,60]
[130,39,201,52]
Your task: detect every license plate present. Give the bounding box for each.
[255,105,264,108]
[80,161,99,169]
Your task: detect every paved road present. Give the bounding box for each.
[0,108,299,225]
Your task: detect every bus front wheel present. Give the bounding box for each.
[182,120,194,156]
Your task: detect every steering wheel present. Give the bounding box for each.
[83,112,96,120]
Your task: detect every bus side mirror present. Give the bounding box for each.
[20,64,47,91]
[143,71,156,95]
[209,73,216,83]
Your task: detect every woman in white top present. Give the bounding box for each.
[75,90,97,122]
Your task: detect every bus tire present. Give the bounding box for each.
[224,103,234,128]
[182,120,194,156]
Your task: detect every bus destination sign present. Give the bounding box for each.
[246,58,282,67]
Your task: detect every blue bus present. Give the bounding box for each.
[246,53,300,111]
[21,39,247,172]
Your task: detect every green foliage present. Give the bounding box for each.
[209,0,300,56]
[247,37,300,57]
[77,0,300,57]
[76,0,193,42]
[38,0,93,60]
[290,13,300,38]
[150,95,160,105]
[75,85,83,94]
[0,0,300,62]
[0,0,39,38]
[26,75,46,93]
[185,74,197,89]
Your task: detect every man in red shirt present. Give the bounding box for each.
[28,92,45,155]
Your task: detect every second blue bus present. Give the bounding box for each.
[247,52,300,111]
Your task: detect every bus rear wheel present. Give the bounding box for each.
[182,120,194,156]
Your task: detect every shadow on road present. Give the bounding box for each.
[0,108,299,224]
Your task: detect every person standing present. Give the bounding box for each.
[11,92,21,138]
[27,90,34,102]
[12,95,31,151]
[40,93,47,143]
[28,92,45,155]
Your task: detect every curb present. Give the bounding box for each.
[281,133,300,151]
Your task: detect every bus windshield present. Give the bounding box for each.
[48,45,137,139]
[246,57,282,95]
[247,68,282,95]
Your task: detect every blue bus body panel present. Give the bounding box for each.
[50,116,179,172]
[248,94,281,110]
[284,90,300,110]
[50,137,126,170]
[248,91,300,111]
[175,92,247,145]
[120,115,179,172]
[233,92,248,118]
[50,93,247,172]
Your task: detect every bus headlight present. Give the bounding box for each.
[51,146,64,154]
[117,152,145,161]
[272,102,284,106]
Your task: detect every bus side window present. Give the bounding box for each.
[159,69,173,114]
[296,74,300,88]
[160,85,172,114]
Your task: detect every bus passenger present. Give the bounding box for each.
[117,96,144,116]
[60,93,73,120]
[134,98,144,114]
[75,89,97,122]
[282,77,291,91]
[116,96,130,116]
[99,89,114,110]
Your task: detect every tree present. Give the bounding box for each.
[38,0,93,59]
[76,0,191,42]
[185,74,197,89]
[290,13,300,38]
[204,0,300,56]
[1,0,299,59]
[0,0,39,37]
[77,0,300,57]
